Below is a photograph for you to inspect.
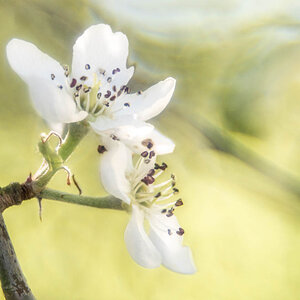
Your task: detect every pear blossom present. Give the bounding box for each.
[6,24,176,154]
[100,140,196,274]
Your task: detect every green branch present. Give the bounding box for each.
[39,188,127,211]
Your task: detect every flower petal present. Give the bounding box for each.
[100,141,131,204]
[113,77,176,121]
[124,205,162,268]
[6,39,86,123]
[99,139,132,204]
[148,212,197,274]
[72,24,133,88]
[90,115,153,141]
[122,128,175,155]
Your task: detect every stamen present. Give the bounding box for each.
[70,78,77,88]
[141,175,155,185]
[110,134,120,141]
[175,199,183,206]
[141,151,148,158]
[176,228,184,236]
[142,139,154,149]
[85,64,91,70]
[80,76,88,81]
[97,145,107,154]
[104,90,111,98]
[149,151,155,159]
[51,74,55,80]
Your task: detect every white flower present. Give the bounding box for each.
[6,24,176,154]
[100,141,196,274]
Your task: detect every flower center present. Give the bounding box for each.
[130,154,184,236]
[51,64,132,119]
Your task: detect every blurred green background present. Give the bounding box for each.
[1,0,300,299]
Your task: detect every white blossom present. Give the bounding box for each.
[100,140,196,274]
[6,24,176,154]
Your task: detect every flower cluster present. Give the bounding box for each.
[6,24,196,274]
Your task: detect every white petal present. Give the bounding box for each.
[124,205,162,268]
[99,140,132,204]
[90,115,153,141]
[72,24,133,88]
[6,39,85,123]
[113,77,176,121]
[47,122,64,135]
[122,128,175,155]
[148,212,197,274]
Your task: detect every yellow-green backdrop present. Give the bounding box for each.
[0,0,300,299]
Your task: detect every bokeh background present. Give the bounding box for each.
[1,0,300,299]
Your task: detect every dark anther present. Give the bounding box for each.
[63,65,69,71]
[168,207,175,213]
[138,90,142,95]
[76,84,82,91]
[97,145,107,154]
[80,76,88,81]
[117,90,123,97]
[120,85,126,91]
[147,169,155,176]
[144,159,151,164]
[124,102,130,107]
[141,151,148,158]
[155,192,161,198]
[110,134,119,141]
[141,175,155,185]
[74,92,79,98]
[176,228,184,236]
[97,92,102,99]
[154,163,160,170]
[104,102,110,107]
[161,209,167,214]
[99,68,106,75]
[58,85,63,90]
[112,85,117,92]
[161,162,168,170]
[142,138,154,149]
[168,229,172,235]
[116,67,120,72]
[173,188,179,194]
[85,64,91,70]
[149,150,155,159]
[51,74,55,80]
[70,78,77,88]
[107,77,112,83]
[171,181,176,187]
[166,211,174,217]
[175,199,183,206]
[105,90,111,98]
[83,87,91,93]
[171,174,175,180]
[124,86,131,94]
[110,95,116,101]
